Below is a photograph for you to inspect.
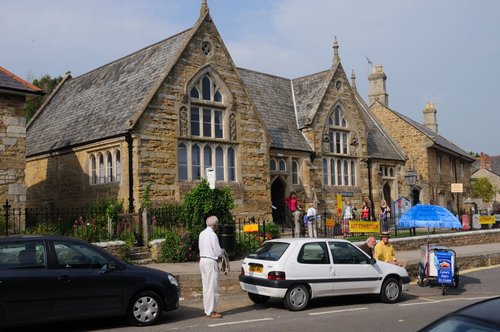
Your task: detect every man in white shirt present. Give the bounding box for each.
[306,204,318,238]
[198,216,225,318]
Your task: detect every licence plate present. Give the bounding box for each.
[249,264,263,273]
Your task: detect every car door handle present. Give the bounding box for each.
[57,275,71,283]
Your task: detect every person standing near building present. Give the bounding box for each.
[361,201,371,221]
[284,192,302,237]
[380,200,391,231]
[199,216,225,318]
[306,203,318,238]
[341,199,355,236]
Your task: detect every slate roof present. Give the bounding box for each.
[354,91,406,161]
[0,66,43,96]
[26,29,192,156]
[492,156,500,176]
[292,70,330,129]
[376,102,474,161]
[238,68,311,152]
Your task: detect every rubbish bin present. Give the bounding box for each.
[219,224,236,259]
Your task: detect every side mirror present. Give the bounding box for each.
[369,258,377,265]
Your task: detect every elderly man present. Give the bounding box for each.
[199,216,225,318]
[374,232,407,268]
[359,236,376,259]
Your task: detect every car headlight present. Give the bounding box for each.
[168,273,179,287]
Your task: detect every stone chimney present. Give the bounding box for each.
[478,152,492,171]
[368,64,388,106]
[423,102,438,133]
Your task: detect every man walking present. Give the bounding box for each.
[199,216,225,318]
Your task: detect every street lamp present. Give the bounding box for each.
[404,167,417,236]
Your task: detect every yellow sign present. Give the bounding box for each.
[336,194,343,217]
[451,183,463,193]
[325,218,336,227]
[349,221,380,233]
[243,224,259,232]
[479,216,495,224]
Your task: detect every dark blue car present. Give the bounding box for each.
[0,235,179,328]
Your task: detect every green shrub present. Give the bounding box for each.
[158,226,197,263]
[25,222,61,236]
[259,222,280,239]
[236,232,260,255]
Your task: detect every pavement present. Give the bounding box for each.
[144,240,500,298]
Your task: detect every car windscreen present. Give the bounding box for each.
[247,242,289,261]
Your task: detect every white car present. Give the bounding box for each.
[239,238,410,311]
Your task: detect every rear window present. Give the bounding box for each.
[247,242,289,261]
[0,241,46,269]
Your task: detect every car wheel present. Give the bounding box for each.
[248,292,270,304]
[128,290,163,326]
[417,263,425,287]
[380,277,401,303]
[284,284,309,311]
[452,268,459,289]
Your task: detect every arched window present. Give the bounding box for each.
[351,161,356,186]
[328,105,349,155]
[330,159,336,185]
[270,159,277,171]
[106,151,113,183]
[190,73,224,139]
[279,159,286,171]
[337,160,342,185]
[178,143,188,181]
[323,158,328,184]
[216,146,224,181]
[90,155,97,184]
[115,150,121,182]
[192,144,201,180]
[98,154,104,184]
[228,147,236,181]
[204,145,212,170]
[291,160,299,185]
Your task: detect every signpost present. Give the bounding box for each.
[206,167,215,189]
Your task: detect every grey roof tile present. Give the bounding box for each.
[292,70,330,128]
[26,29,192,156]
[0,66,43,95]
[237,68,311,152]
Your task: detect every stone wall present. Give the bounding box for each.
[0,93,27,230]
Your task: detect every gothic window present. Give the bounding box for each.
[279,159,286,171]
[106,151,113,183]
[115,150,121,182]
[437,155,442,174]
[270,159,277,171]
[460,162,464,178]
[98,154,105,184]
[178,70,238,183]
[90,155,97,185]
[178,143,188,181]
[89,148,121,185]
[192,144,201,180]
[291,160,299,185]
[328,105,349,155]
[228,147,236,181]
[322,157,357,187]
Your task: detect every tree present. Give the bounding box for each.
[471,177,495,203]
[25,75,63,121]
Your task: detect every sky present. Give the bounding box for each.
[2,0,499,155]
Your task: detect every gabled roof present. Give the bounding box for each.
[354,91,406,161]
[293,70,330,129]
[0,66,44,96]
[26,29,193,156]
[372,101,474,162]
[238,68,311,152]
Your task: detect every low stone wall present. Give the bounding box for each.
[389,229,500,251]
[93,240,129,260]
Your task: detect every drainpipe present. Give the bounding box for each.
[125,132,134,213]
[367,159,376,221]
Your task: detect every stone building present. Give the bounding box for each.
[0,66,43,229]
[26,2,473,223]
[471,153,500,213]
[368,65,475,214]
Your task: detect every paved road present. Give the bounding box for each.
[10,265,500,331]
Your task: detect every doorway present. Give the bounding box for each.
[271,177,286,225]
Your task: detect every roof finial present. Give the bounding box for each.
[200,0,209,17]
[351,69,357,91]
[333,36,340,66]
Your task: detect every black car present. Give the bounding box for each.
[419,296,500,331]
[0,235,179,328]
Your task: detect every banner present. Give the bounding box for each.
[325,218,336,227]
[348,221,380,233]
[479,215,495,224]
[434,250,453,285]
[336,194,343,218]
